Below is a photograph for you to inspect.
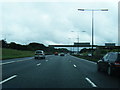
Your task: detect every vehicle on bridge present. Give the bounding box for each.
[34,50,45,59]
[97,52,120,76]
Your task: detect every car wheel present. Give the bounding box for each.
[107,66,113,76]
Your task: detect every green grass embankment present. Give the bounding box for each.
[72,49,120,62]
[1,48,34,60]
[72,54,103,62]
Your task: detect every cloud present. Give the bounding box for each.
[1,1,118,46]
[0,0,119,3]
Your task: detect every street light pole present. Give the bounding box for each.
[92,10,94,52]
[71,31,80,54]
[78,9,108,56]
[68,38,72,53]
[77,32,79,54]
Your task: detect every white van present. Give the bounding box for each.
[34,50,45,59]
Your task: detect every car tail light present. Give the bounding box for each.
[114,61,120,67]
[115,62,120,65]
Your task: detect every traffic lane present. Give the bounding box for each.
[2,57,52,88]
[68,55,120,88]
[2,54,120,88]
[1,55,53,64]
[2,55,58,87]
[2,55,92,88]
[1,55,61,88]
[2,56,51,81]
[36,56,92,88]
[1,55,54,66]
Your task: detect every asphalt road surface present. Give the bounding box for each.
[1,54,120,88]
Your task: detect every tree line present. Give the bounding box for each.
[0,40,69,54]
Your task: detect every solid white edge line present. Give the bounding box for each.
[0,58,32,65]
[70,55,97,64]
[81,59,97,64]
[0,61,15,65]
[73,64,77,68]
[85,77,97,87]
[15,59,30,62]
[37,63,41,66]
[0,75,17,84]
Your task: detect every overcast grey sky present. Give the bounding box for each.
[0,0,119,47]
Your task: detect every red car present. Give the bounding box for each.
[54,52,58,55]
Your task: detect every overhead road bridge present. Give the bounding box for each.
[49,45,97,47]
[49,45,120,49]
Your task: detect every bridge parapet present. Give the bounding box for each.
[49,45,120,49]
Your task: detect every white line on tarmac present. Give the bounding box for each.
[37,63,41,66]
[0,59,32,65]
[70,55,97,64]
[0,61,15,65]
[81,59,97,64]
[0,75,17,84]
[73,64,77,68]
[85,77,97,87]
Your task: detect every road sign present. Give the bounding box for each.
[105,43,115,46]
[74,42,90,46]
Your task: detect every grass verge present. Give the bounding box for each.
[72,49,120,62]
[1,48,34,60]
[72,55,103,62]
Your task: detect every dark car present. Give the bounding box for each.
[97,52,120,76]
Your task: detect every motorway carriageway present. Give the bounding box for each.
[0,54,120,88]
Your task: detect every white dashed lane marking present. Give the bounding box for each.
[73,64,77,68]
[0,75,17,84]
[37,63,41,66]
[85,77,97,87]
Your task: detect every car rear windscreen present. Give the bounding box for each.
[36,51,42,53]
